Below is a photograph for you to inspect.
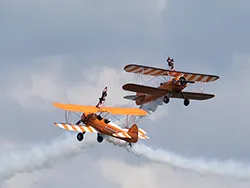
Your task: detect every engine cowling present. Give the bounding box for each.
[179,76,187,86]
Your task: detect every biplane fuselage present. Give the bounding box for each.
[135,76,186,105]
[80,113,139,143]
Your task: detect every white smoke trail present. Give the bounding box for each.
[105,136,250,180]
[129,144,250,179]
[105,100,250,180]
[0,132,97,182]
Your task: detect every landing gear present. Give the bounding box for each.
[163,96,170,104]
[128,143,132,147]
[97,133,104,143]
[184,98,190,106]
[180,92,190,106]
[77,132,85,141]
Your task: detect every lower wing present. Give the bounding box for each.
[122,83,168,96]
[123,84,214,100]
[172,91,215,100]
[54,123,98,133]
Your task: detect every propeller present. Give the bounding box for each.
[178,76,195,86]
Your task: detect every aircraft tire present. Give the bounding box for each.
[77,132,84,141]
[163,96,170,104]
[97,134,104,143]
[184,98,190,106]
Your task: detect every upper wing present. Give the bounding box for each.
[53,102,147,116]
[100,107,147,116]
[124,64,219,83]
[122,83,169,96]
[171,91,215,100]
[53,103,99,113]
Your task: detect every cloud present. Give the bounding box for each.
[0,140,18,153]
[8,57,136,111]
[3,172,42,188]
[99,158,250,188]
[0,132,97,183]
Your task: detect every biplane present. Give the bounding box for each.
[122,64,219,106]
[53,87,149,147]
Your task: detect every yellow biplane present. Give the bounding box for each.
[53,87,149,147]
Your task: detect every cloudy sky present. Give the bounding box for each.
[1,0,250,187]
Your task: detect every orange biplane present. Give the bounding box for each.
[53,87,149,147]
[122,64,219,106]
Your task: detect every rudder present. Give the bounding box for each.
[127,124,138,143]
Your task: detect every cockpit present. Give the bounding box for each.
[96,115,110,124]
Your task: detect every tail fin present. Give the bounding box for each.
[127,124,138,143]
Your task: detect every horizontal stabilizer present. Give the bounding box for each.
[54,123,98,133]
[122,127,149,139]
[139,134,149,139]
[124,95,144,101]
[112,132,131,138]
[139,128,147,135]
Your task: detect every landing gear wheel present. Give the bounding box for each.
[97,134,104,143]
[163,96,170,104]
[184,99,190,106]
[77,132,84,141]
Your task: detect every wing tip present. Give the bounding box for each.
[122,83,136,88]
[52,102,60,106]
[136,108,148,116]
[124,64,138,69]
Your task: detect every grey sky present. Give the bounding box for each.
[1,0,250,187]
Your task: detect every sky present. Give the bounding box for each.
[1,0,250,187]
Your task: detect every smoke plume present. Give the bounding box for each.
[105,136,250,180]
[0,133,96,182]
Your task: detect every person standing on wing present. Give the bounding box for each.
[96,86,107,108]
[167,56,175,71]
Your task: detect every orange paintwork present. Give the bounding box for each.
[81,112,140,143]
[135,76,186,105]
[52,102,147,116]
